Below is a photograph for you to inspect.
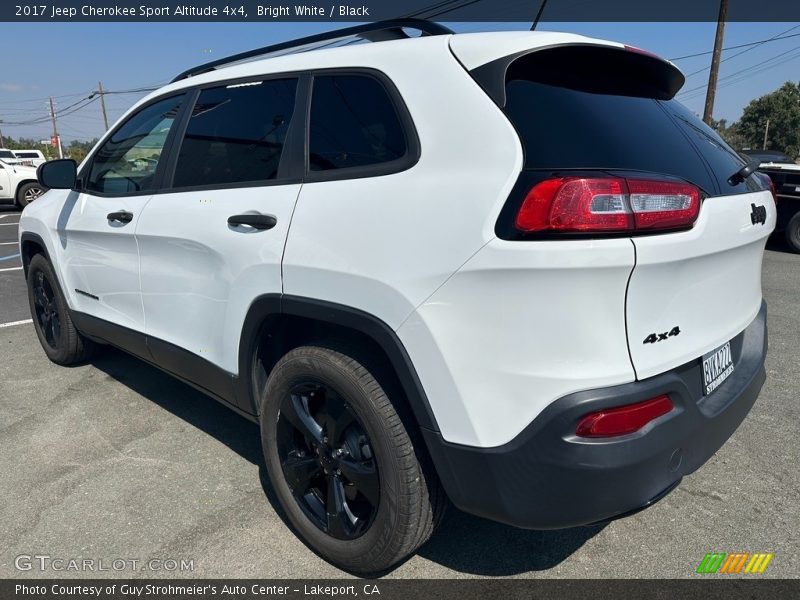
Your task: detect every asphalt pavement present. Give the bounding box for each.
[0,206,797,578]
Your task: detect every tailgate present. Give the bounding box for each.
[627,190,775,379]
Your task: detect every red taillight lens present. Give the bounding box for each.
[515,177,701,234]
[575,394,674,438]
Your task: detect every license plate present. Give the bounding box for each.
[702,341,734,395]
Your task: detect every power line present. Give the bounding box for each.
[683,24,800,79]
[669,31,800,61]
[678,43,800,99]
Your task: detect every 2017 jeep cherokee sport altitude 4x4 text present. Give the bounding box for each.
[19,21,775,573]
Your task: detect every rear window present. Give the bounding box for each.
[14,152,39,158]
[0,150,15,159]
[504,62,750,196]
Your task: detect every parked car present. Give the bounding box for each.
[0,159,46,207]
[0,148,23,165]
[19,21,775,574]
[741,150,800,252]
[11,149,47,168]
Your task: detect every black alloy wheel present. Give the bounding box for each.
[26,253,94,365]
[32,269,61,348]
[276,381,380,540]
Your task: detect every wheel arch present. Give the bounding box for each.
[20,231,50,277]
[237,294,440,434]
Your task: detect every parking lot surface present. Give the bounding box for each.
[0,205,798,578]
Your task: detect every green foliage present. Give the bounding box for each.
[734,81,800,160]
[0,135,98,163]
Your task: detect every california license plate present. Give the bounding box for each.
[702,341,734,395]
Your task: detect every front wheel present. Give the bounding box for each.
[260,345,444,574]
[17,182,46,208]
[785,211,800,253]
[26,254,94,364]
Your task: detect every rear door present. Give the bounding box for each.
[135,75,304,386]
[625,103,774,379]
[486,42,775,381]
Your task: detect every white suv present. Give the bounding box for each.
[19,21,775,574]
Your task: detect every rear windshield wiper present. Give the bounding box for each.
[728,160,760,186]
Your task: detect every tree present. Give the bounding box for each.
[709,117,747,151]
[735,81,800,159]
[64,139,98,164]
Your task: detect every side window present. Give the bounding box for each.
[86,95,184,195]
[172,78,298,188]
[309,74,408,172]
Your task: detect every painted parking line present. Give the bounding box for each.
[0,253,21,262]
[0,319,32,328]
[0,214,20,220]
[0,223,20,226]
[0,242,18,245]
[0,266,22,272]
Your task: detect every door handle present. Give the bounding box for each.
[227,214,277,230]
[107,210,133,224]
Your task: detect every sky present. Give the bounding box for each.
[0,20,798,143]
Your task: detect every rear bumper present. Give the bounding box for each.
[424,301,768,529]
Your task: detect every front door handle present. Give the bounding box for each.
[228,214,277,230]
[107,210,133,224]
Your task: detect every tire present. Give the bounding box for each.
[785,211,800,254]
[16,182,46,208]
[26,253,94,365]
[260,345,445,574]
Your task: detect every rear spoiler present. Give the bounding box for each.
[469,44,685,108]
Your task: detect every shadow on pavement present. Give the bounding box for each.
[89,344,602,576]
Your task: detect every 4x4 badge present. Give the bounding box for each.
[750,203,767,226]
[643,327,681,344]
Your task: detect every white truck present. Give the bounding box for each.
[0,159,45,207]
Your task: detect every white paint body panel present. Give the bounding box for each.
[398,238,637,447]
[135,185,301,372]
[282,35,522,329]
[627,191,775,379]
[52,190,151,330]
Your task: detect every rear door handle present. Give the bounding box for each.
[227,214,277,230]
[107,210,133,224]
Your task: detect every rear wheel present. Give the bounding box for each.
[785,211,800,253]
[26,254,94,365]
[260,345,444,574]
[17,182,46,208]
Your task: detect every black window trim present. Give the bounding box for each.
[77,92,190,199]
[159,72,309,194]
[303,68,421,183]
[78,67,419,197]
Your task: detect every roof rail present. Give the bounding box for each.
[171,19,454,83]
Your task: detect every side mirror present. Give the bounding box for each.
[37,159,78,190]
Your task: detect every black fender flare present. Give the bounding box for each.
[234,294,440,433]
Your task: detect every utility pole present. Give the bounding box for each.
[703,0,729,125]
[0,121,4,148]
[97,81,109,131]
[49,97,63,159]
[762,118,770,149]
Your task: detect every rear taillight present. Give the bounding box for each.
[575,394,674,438]
[756,172,777,203]
[515,177,700,234]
